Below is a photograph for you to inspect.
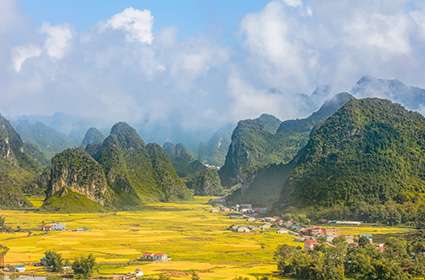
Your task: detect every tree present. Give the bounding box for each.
[191,271,200,280]
[0,245,9,267]
[44,250,64,272]
[0,216,5,229]
[72,254,96,278]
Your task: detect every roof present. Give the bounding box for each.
[304,239,318,245]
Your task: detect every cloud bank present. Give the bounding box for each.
[1,0,425,135]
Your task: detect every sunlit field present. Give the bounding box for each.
[0,197,410,279]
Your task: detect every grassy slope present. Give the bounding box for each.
[42,190,106,212]
[0,197,409,279]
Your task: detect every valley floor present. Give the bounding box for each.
[0,197,411,279]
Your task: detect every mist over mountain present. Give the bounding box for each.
[13,119,78,159]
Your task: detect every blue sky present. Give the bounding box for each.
[2,0,425,132]
[21,0,269,42]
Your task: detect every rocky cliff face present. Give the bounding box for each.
[0,115,40,209]
[42,148,112,207]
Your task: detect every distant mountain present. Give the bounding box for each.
[0,115,44,209]
[163,142,204,177]
[37,122,192,212]
[186,167,224,196]
[198,124,233,167]
[163,142,224,196]
[13,120,77,159]
[219,93,353,187]
[352,76,425,111]
[81,127,105,148]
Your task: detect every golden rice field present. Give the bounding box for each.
[0,197,411,279]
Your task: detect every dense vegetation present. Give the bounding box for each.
[282,99,425,209]
[275,232,425,279]
[0,115,45,208]
[220,93,353,187]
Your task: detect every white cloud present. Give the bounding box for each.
[104,7,154,44]
[282,0,302,8]
[344,13,411,56]
[11,44,42,72]
[240,1,315,91]
[41,23,72,59]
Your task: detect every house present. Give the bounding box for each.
[376,243,385,253]
[304,239,318,251]
[141,253,169,262]
[277,228,288,234]
[10,265,26,273]
[41,223,65,232]
[41,225,53,232]
[300,227,326,237]
[237,227,251,233]
[134,268,144,278]
[52,223,65,231]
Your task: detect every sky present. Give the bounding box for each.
[2,0,425,132]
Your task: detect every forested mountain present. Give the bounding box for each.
[219,93,353,187]
[282,98,425,208]
[36,122,192,212]
[0,115,44,209]
[229,97,425,224]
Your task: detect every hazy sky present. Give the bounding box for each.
[2,0,425,130]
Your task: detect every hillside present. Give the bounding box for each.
[37,122,193,211]
[0,115,43,209]
[220,93,353,187]
[282,98,425,208]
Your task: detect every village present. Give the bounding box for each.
[0,221,171,279]
[210,201,386,253]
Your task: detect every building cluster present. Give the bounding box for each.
[41,223,66,232]
[140,253,169,262]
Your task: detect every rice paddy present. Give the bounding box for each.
[0,197,411,279]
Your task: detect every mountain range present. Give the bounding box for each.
[35,122,192,211]
[227,97,425,225]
